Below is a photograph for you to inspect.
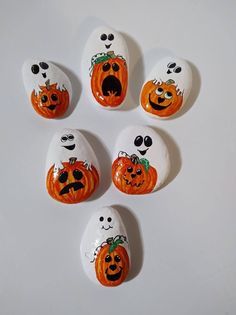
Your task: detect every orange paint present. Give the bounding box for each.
[91,52,128,108]
[95,238,129,287]
[46,158,99,204]
[112,155,157,194]
[31,81,69,118]
[141,80,183,118]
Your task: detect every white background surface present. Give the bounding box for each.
[1,0,236,314]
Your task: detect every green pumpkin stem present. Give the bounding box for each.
[107,237,124,254]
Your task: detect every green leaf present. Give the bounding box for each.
[139,158,150,172]
[108,239,124,254]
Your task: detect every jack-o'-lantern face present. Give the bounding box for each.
[46,157,99,204]
[31,80,69,118]
[95,237,129,287]
[141,79,183,118]
[112,154,158,194]
[90,51,128,108]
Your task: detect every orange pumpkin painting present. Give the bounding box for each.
[31,80,69,119]
[46,157,99,204]
[95,237,129,287]
[112,153,157,194]
[140,79,183,118]
[90,51,128,108]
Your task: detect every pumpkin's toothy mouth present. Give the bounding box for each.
[102,75,122,97]
[59,182,84,195]
[137,148,148,156]
[105,267,123,281]
[149,94,172,111]
[101,225,113,231]
[123,176,144,187]
[62,144,75,150]
[105,44,111,49]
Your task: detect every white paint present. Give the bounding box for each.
[81,26,129,109]
[46,128,100,174]
[113,125,170,190]
[22,59,72,98]
[80,206,130,284]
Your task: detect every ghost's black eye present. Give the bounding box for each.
[61,135,68,142]
[99,216,104,222]
[167,62,176,68]
[41,95,48,103]
[144,136,152,147]
[31,64,39,74]
[105,255,112,263]
[100,33,107,41]
[174,66,182,73]
[136,169,142,175]
[39,62,49,70]
[73,169,83,180]
[134,135,143,147]
[107,217,112,222]
[67,134,74,141]
[114,255,121,262]
[108,33,114,41]
[112,63,119,71]
[51,94,58,101]
[127,166,133,173]
[102,63,110,72]
[59,171,68,183]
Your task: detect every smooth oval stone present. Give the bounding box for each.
[46,128,100,204]
[80,206,130,287]
[112,125,170,194]
[82,26,129,110]
[22,59,72,119]
[140,57,192,119]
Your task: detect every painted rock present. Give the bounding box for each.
[82,26,129,109]
[46,129,100,204]
[140,57,192,119]
[112,125,170,194]
[22,59,72,119]
[81,206,130,287]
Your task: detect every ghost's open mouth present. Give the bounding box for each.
[101,225,113,231]
[106,267,123,281]
[102,75,122,97]
[105,44,111,49]
[59,182,84,195]
[42,73,47,78]
[149,94,172,111]
[62,144,75,150]
[123,176,144,187]
[138,148,148,156]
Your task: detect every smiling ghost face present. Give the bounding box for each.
[95,207,119,232]
[60,133,76,151]
[134,135,153,156]
[31,61,50,79]
[100,32,115,50]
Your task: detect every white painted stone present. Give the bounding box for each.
[46,129,100,203]
[82,26,129,110]
[112,125,170,192]
[22,59,72,118]
[140,56,192,118]
[80,206,130,286]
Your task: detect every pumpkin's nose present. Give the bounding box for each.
[158,97,165,103]
[109,264,117,271]
[131,173,136,178]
